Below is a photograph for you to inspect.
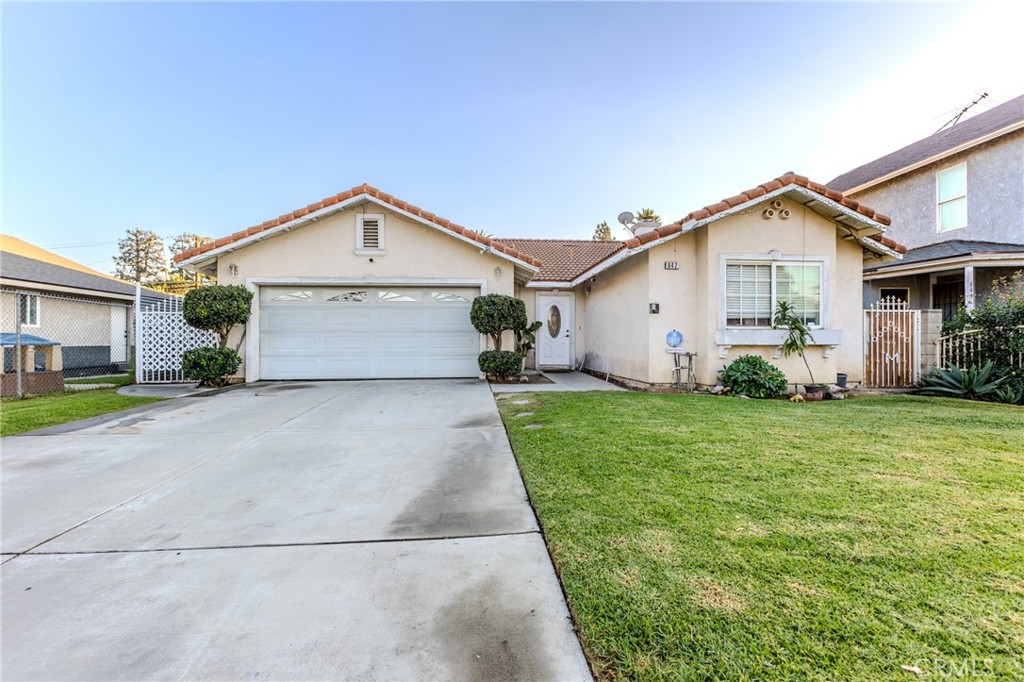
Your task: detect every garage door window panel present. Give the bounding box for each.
[431,291,472,303]
[324,290,368,303]
[379,290,420,303]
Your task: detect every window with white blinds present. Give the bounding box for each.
[726,264,771,326]
[726,261,822,327]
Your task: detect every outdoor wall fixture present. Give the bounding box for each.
[649,302,660,314]
[494,267,502,280]
[228,263,239,276]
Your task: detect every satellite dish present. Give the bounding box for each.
[617,211,635,227]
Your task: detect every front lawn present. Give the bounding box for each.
[1,389,162,437]
[64,373,134,387]
[498,393,1024,681]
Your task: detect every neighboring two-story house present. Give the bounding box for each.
[828,94,1024,320]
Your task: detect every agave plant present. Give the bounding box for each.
[917,361,1005,400]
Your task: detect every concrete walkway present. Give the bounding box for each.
[491,370,625,393]
[1,380,590,681]
[117,383,222,398]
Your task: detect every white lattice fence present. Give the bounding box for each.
[135,287,216,383]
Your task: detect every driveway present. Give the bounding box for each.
[1,380,591,681]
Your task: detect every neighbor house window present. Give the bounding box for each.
[18,294,40,326]
[937,163,967,231]
[725,261,822,327]
[356,214,385,253]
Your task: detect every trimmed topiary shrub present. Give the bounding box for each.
[183,285,254,348]
[470,294,527,352]
[182,347,242,387]
[182,285,253,386]
[721,354,788,398]
[478,350,523,379]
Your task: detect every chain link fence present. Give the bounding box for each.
[1,289,132,398]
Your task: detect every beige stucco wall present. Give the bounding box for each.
[581,196,871,387]
[211,204,514,378]
[582,250,651,380]
[646,233,699,384]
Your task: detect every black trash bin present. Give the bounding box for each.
[836,373,848,388]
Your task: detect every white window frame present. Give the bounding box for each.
[936,162,967,232]
[355,213,386,255]
[18,294,40,327]
[722,257,827,330]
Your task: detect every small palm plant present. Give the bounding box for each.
[772,300,818,386]
[636,208,660,223]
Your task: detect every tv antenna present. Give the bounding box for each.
[617,211,635,227]
[935,92,989,134]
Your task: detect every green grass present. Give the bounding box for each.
[1,388,161,437]
[63,373,134,387]
[497,393,1024,681]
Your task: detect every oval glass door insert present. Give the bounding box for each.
[547,304,561,338]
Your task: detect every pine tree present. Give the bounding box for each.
[592,221,612,240]
[113,229,167,284]
[165,233,214,294]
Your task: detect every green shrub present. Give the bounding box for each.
[478,350,523,379]
[470,294,527,352]
[721,355,788,398]
[917,361,1005,401]
[182,347,241,387]
[183,285,254,347]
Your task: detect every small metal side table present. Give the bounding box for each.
[667,349,697,392]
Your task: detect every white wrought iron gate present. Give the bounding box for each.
[864,297,921,388]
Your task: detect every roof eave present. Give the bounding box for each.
[864,251,1024,278]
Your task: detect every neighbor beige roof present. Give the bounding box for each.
[493,239,625,282]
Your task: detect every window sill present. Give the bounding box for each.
[714,328,843,359]
[354,249,386,257]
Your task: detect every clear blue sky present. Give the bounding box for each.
[3,2,1020,273]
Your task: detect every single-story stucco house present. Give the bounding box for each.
[174,173,906,388]
[1,236,140,378]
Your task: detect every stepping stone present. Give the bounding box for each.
[524,424,543,429]
[513,412,535,418]
[511,399,532,405]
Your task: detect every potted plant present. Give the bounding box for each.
[514,320,543,373]
[772,300,826,401]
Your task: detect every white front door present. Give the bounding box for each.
[536,293,573,368]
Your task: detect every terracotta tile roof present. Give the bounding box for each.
[494,239,626,282]
[623,172,906,254]
[173,184,544,268]
[829,94,1024,192]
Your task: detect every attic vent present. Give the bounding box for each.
[356,214,386,253]
[362,219,380,248]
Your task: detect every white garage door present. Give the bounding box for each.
[259,286,480,380]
